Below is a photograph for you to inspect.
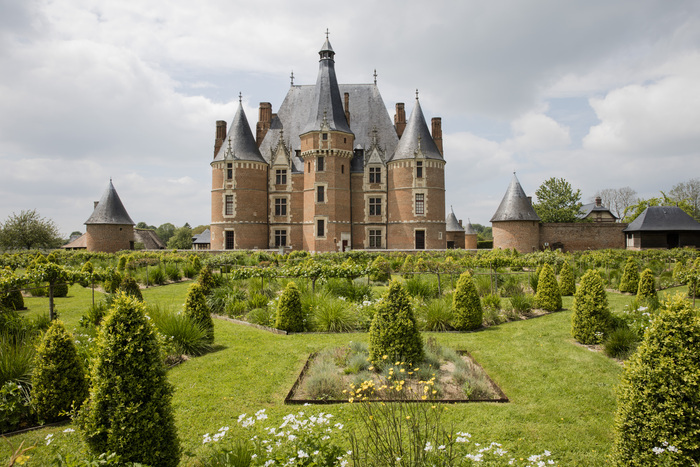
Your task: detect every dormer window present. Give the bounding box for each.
[416,161,423,179]
[369,167,381,183]
[226,163,233,180]
[322,133,328,141]
[275,169,287,185]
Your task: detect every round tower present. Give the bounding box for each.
[464,219,478,250]
[210,99,269,250]
[490,174,540,253]
[445,207,465,249]
[84,180,135,253]
[386,95,446,249]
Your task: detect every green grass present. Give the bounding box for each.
[7,282,692,466]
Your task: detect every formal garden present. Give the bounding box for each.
[1,248,699,466]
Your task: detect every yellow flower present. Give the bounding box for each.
[406,416,411,420]
[382,355,388,360]
[421,395,427,400]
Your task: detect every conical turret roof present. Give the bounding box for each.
[389,97,443,161]
[214,101,266,163]
[302,37,352,134]
[445,208,464,232]
[464,219,478,235]
[490,174,540,222]
[85,180,135,225]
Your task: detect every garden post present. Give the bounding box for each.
[91,277,95,307]
[436,272,441,295]
[146,264,149,288]
[48,282,55,321]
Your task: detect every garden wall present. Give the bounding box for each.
[539,222,627,252]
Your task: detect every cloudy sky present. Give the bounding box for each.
[1,0,699,237]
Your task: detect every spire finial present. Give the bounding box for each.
[373,69,377,85]
[416,89,419,100]
[290,71,294,86]
[325,28,329,40]
[238,92,242,103]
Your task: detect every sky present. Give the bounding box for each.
[1,0,699,237]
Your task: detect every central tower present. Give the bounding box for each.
[299,37,355,251]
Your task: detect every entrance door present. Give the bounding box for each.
[667,233,679,248]
[415,230,425,250]
[225,231,235,250]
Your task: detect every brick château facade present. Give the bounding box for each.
[210,37,446,252]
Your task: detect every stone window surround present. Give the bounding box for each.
[223,192,236,217]
[274,228,288,247]
[315,216,328,239]
[315,183,328,204]
[413,190,427,217]
[366,227,384,249]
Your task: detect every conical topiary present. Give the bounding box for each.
[618,258,640,293]
[118,275,143,302]
[535,263,562,311]
[452,271,483,331]
[611,294,700,466]
[32,320,88,423]
[369,256,391,283]
[184,283,214,343]
[558,262,576,296]
[197,266,215,295]
[275,282,304,332]
[636,268,657,301]
[78,293,181,467]
[369,280,423,365]
[571,269,611,345]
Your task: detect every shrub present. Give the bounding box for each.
[275,282,304,332]
[78,293,181,467]
[529,266,541,293]
[80,301,109,329]
[184,283,214,343]
[197,266,216,295]
[247,307,274,327]
[420,295,454,332]
[102,270,122,294]
[369,280,423,365]
[636,268,657,302]
[246,292,269,310]
[0,330,36,387]
[190,255,203,274]
[310,296,357,332]
[165,263,182,282]
[32,320,88,423]
[558,262,576,296]
[0,381,35,433]
[481,293,501,312]
[618,257,640,293]
[535,263,562,312]
[369,255,391,283]
[304,355,343,400]
[52,281,69,298]
[603,326,638,360]
[452,271,483,331]
[509,293,533,313]
[0,288,24,311]
[404,274,440,300]
[148,306,211,357]
[611,294,700,466]
[570,269,611,345]
[473,274,492,297]
[118,275,143,301]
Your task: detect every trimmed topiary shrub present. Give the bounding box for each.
[636,268,657,301]
[611,294,700,466]
[558,262,576,296]
[78,293,181,467]
[197,266,215,295]
[452,271,482,331]
[275,282,304,332]
[570,269,611,345]
[369,256,391,283]
[190,255,203,274]
[32,320,88,423]
[184,283,214,343]
[618,257,640,293]
[535,263,561,312]
[52,281,69,298]
[369,280,423,365]
[118,275,143,302]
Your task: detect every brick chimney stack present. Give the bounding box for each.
[344,92,350,125]
[431,117,443,155]
[394,103,406,138]
[214,120,227,157]
[595,196,602,207]
[256,102,272,147]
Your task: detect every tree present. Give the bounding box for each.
[622,193,695,223]
[136,221,156,230]
[0,210,63,250]
[166,225,193,249]
[668,178,700,221]
[155,223,176,244]
[594,187,637,220]
[532,177,582,223]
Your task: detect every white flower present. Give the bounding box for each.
[256,409,268,420]
[63,428,75,433]
[298,450,309,458]
[45,434,53,445]
[264,460,275,466]
[668,445,678,453]
[424,441,433,452]
[653,446,665,455]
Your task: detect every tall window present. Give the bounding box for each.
[274,230,287,247]
[226,163,233,180]
[317,185,325,203]
[416,161,423,178]
[317,156,325,172]
[369,197,381,216]
[369,167,381,183]
[225,195,234,215]
[415,193,425,215]
[275,169,287,185]
[317,219,325,237]
[369,229,381,248]
[274,198,287,216]
[225,231,234,249]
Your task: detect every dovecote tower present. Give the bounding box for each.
[84,180,135,253]
[490,173,540,252]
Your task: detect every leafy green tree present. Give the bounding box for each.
[0,210,63,250]
[136,221,156,230]
[184,283,214,343]
[155,223,177,244]
[166,225,193,250]
[32,320,88,423]
[369,255,391,282]
[369,280,423,365]
[78,293,181,466]
[452,271,482,331]
[558,262,576,296]
[532,177,582,223]
[619,257,640,293]
[275,282,304,332]
[668,178,700,221]
[622,193,695,223]
[611,294,700,466]
[535,263,562,311]
[571,270,611,344]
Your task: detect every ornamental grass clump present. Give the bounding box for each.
[618,257,640,293]
[275,281,304,332]
[369,280,423,365]
[32,320,88,423]
[184,283,214,343]
[558,261,576,296]
[570,269,611,345]
[611,294,700,466]
[78,293,181,467]
[535,263,562,312]
[452,271,482,331]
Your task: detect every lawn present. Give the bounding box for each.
[4,282,688,466]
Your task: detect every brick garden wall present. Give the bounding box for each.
[539,223,627,251]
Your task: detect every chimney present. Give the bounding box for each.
[394,103,406,138]
[595,196,602,207]
[344,92,350,125]
[458,219,463,227]
[256,102,272,147]
[214,120,227,157]
[431,117,443,155]
[93,201,99,209]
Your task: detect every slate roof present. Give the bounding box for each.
[490,174,540,222]
[85,180,135,225]
[623,206,700,232]
[61,233,87,249]
[464,219,478,235]
[446,209,464,232]
[213,102,267,163]
[388,98,443,162]
[134,229,166,249]
[192,228,211,244]
[578,202,617,220]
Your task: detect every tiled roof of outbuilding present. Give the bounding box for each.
[623,206,700,232]
[134,229,166,249]
[85,180,135,225]
[490,174,540,222]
